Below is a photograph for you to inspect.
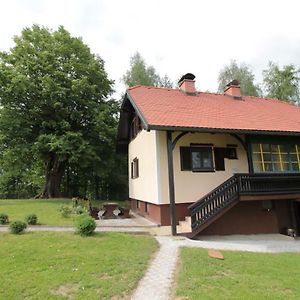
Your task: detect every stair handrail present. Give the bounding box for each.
[188,172,300,234]
[188,175,238,212]
[188,175,240,232]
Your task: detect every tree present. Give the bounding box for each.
[158,74,173,88]
[263,62,300,105]
[0,25,114,198]
[218,60,261,96]
[122,52,159,87]
[122,52,173,88]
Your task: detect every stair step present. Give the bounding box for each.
[177,216,192,233]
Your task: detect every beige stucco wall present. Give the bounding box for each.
[157,131,249,204]
[128,130,161,204]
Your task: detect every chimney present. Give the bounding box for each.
[224,79,242,99]
[178,73,196,95]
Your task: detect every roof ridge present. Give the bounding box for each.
[244,95,298,106]
[127,85,142,91]
[128,85,299,107]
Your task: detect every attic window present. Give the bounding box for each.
[130,116,142,140]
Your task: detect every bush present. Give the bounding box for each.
[59,205,72,218]
[25,214,38,225]
[9,221,27,234]
[72,197,92,212]
[72,205,88,216]
[0,213,9,224]
[74,215,96,236]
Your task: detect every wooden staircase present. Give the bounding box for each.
[183,173,300,238]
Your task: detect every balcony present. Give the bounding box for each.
[188,173,300,237]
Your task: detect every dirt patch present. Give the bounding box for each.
[50,284,80,298]
[98,272,112,280]
[211,270,234,279]
[281,288,294,295]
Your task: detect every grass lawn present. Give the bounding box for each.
[176,247,300,300]
[0,199,126,225]
[0,232,158,300]
[0,199,73,225]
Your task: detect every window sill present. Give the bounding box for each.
[192,169,215,173]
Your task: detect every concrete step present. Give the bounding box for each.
[177,216,192,233]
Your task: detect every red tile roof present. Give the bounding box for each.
[127,86,300,134]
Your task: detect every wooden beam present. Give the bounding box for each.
[167,131,177,236]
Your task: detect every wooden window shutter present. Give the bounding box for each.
[136,158,139,178]
[180,147,192,170]
[214,148,226,171]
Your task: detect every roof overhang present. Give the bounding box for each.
[116,90,300,154]
[147,124,300,137]
[116,91,150,154]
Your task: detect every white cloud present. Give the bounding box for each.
[1,0,300,97]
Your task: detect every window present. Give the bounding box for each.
[252,143,300,173]
[180,145,237,172]
[131,157,139,178]
[180,146,214,172]
[130,116,142,140]
[191,147,214,171]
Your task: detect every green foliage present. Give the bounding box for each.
[72,205,89,216]
[123,52,159,87]
[158,74,174,88]
[74,215,96,236]
[123,52,173,88]
[72,197,91,211]
[0,213,9,224]
[263,61,300,105]
[0,25,126,199]
[25,213,38,225]
[218,60,261,96]
[59,204,72,218]
[9,220,27,234]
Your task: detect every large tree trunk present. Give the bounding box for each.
[36,155,66,198]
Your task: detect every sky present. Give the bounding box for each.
[1,0,300,98]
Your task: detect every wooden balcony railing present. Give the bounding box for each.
[238,173,300,195]
[189,173,300,233]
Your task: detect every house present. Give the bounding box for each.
[117,73,300,237]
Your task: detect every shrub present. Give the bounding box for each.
[9,221,27,234]
[0,213,9,224]
[72,205,88,216]
[59,205,72,218]
[72,197,92,212]
[25,214,38,225]
[74,215,96,236]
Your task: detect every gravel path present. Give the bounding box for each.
[131,237,179,300]
[0,225,149,233]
